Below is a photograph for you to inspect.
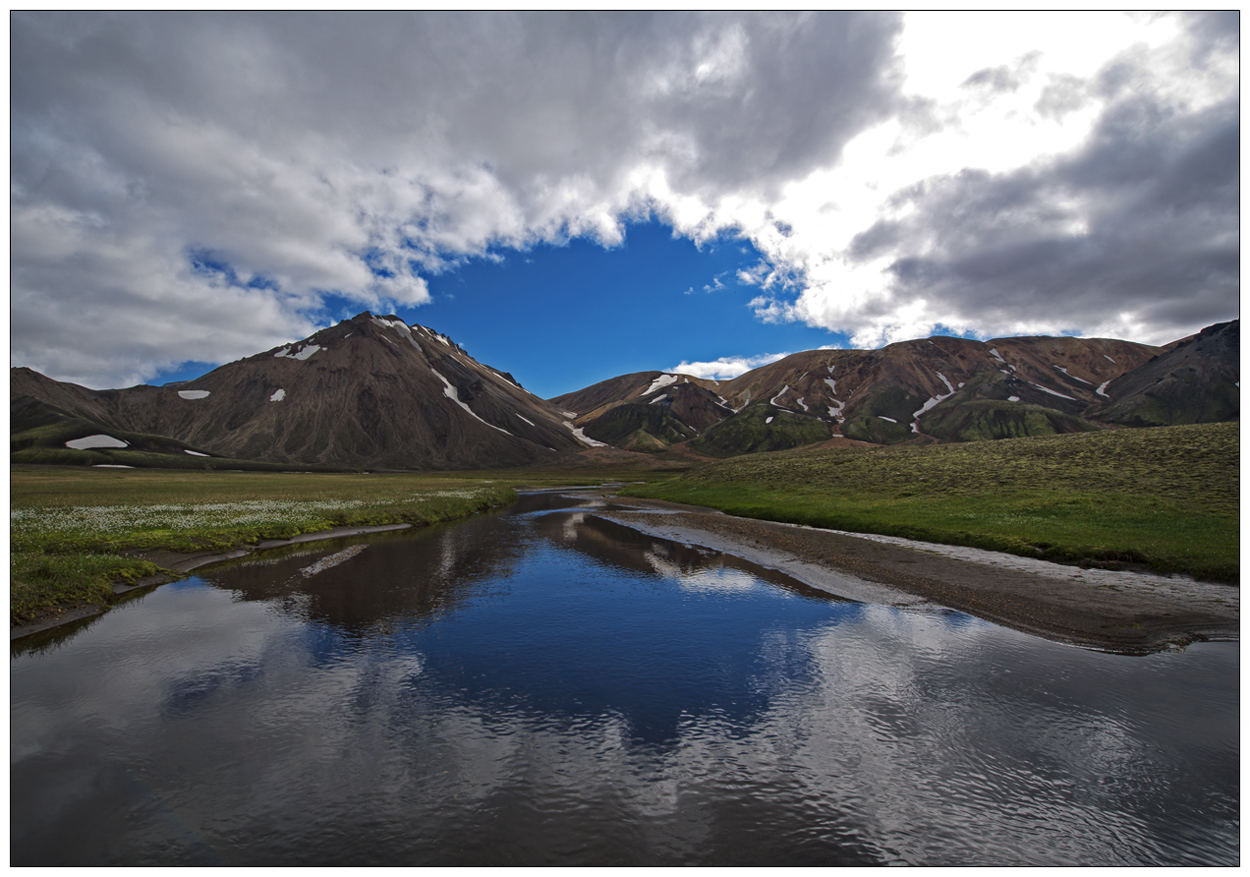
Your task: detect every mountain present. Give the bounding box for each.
[1088,320,1240,427]
[13,316,1239,469]
[12,312,591,469]
[554,322,1239,455]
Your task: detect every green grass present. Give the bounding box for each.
[623,421,1239,582]
[690,403,831,457]
[10,467,520,625]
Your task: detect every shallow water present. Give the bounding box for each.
[11,493,1239,866]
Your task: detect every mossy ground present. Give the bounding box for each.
[624,422,1239,582]
[690,404,831,456]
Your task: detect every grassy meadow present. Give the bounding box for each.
[10,467,521,625]
[11,421,1239,627]
[624,421,1239,582]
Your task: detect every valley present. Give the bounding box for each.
[11,314,1239,637]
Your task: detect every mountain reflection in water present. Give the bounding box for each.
[10,493,1239,866]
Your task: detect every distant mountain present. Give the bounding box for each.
[12,312,590,469]
[1088,320,1239,427]
[554,321,1239,455]
[12,316,1239,469]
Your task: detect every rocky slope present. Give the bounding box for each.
[12,312,591,469]
[1088,320,1239,427]
[555,322,1238,455]
[13,316,1238,468]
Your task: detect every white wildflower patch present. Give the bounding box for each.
[10,490,493,539]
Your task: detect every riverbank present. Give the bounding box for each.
[9,522,419,641]
[10,466,518,633]
[593,494,1239,654]
[622,422,1240,583]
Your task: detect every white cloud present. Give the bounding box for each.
[669,352,790,381]
[9,11,1238,387]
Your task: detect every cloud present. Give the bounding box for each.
[11,11,902,387]
[748,11,1239,349]
[9,12,1239,386]
[669,352,790,381]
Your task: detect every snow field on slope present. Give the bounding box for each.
[1029,382,1076,400]
[431,369,513,436]
[274,344,320,361]
[911,372,956,433]
[563,421,608,447]
[64,434,129,450]
[640,374,680,397]
[1054,365,1092,384]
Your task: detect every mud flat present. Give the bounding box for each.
[593,495,1238,655]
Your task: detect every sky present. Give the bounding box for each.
[10,11,1240,399]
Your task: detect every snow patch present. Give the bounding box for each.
[649,394,668,405]
[989,347,1005,363]
[765,416,774,424]
[1104,354,1116,363]
[274,344,320,361]
[430,369,513,435]
[514,413,535,426]
[770,385,791,407]
[270,389,286,402]
[640,374,680,397]
[92,464,133,468]
[563,422,607,447]
[795,396,809,412]
[910,372,956,433]
[877,416,897,423]
[178,390,211,400]
[1029,382,1076,400]
[1095,381,1111,398]
[185,449,210,457]
[66,434,128,450]
[1054,365,1091,384]
[1008,396,1021,402]
[823,377,837,396]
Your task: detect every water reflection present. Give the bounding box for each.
[10,493,1239,866]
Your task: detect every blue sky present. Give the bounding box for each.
[346,220,846,398]
[11,13,1239,392]
[152,220,849,398]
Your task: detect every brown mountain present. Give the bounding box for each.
[12,312,588,469]
[554,323,1237,455]
[13,316,1238,468]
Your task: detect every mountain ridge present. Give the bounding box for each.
[11,315,1239,469]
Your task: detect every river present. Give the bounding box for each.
[11,492,1239,866]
